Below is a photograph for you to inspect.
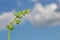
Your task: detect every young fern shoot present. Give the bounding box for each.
[6,9,30,40]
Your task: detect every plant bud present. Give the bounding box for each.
[16,20,21,24]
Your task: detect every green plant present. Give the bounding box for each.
[6,9,30,40]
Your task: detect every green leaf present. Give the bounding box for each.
[25,9,30,14]
[27,9,30,12]
[7,24,13,28]
[21,10,25,16]
[14,11,22,18]
[22,13,26,16]
[14,13,20,18]
[10,22,13,25]
[10,27,14,30]
[6,25,13,30]
[15,20,21,24]
[16,15,20,18]
[6,25,10,29]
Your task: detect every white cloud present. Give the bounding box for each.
[0,10,16,30]
[25,3,60,27]
[0,3,60,30]
[58,0,60,4]
[58,0,60,8]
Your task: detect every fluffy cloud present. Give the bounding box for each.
[0,10,15,30]
[25,3,60,27]
[58,0,60,4]
[0,3,60,30]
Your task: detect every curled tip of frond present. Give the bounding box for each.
[14,9,30,18]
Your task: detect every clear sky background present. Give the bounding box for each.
[0,0,60,40]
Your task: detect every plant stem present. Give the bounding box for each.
[8,30,10,40]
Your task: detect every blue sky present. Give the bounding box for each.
[0,0,60,40]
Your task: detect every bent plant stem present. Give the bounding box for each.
[6,9,30,40]
[8,29,10,40]
[7,18,16,40]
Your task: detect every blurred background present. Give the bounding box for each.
[0,0,60,40]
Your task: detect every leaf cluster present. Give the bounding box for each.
[6,9,30,30]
